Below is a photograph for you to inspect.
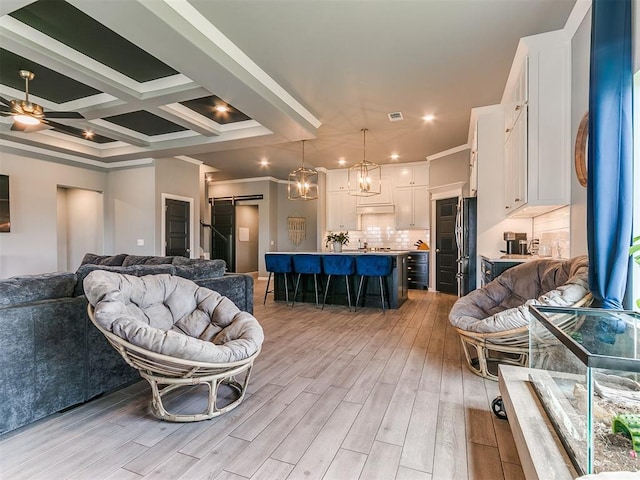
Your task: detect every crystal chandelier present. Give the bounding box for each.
[348,128,381,196]
[288,140,318,200]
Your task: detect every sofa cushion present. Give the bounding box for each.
[0,272,78,307]
[174,259,226,280]
[80,253,127,266]
[121,255,177,266]
[74,264,175,296]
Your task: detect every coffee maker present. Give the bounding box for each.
[503,231,528,255]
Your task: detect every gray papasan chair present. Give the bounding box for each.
[449,255,592,380]
[84,270,264,422]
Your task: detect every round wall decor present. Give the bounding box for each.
[574,111,588,188]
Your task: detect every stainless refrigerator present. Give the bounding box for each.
[455,197,477,296]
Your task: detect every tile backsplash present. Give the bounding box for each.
[532,206,570,258]
[325,213,429,250]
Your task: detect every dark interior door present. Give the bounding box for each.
[436,197,458,294]
[165,198,190,257]
[212,199,235,272]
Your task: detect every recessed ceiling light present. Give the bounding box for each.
[338,157,346,166]
[260,158,269,167]
[214,104,229,113]
[390,153,400,161]
[83,130,94,139]
[422,114,435,122]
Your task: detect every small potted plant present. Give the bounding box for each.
[325,231,349,252]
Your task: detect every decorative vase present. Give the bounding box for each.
[333,242,343,253]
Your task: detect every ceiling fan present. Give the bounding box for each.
[0,70,84,133]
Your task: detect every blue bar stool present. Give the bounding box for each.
[264,254,293,306]
[321,255,355,311]
[292,254,323,307]
[355,255,393,313]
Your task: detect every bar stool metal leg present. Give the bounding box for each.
[322,274,333,310]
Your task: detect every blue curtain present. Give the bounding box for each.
[586,0,633,310]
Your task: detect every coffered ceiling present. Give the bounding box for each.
[0,0,576,180]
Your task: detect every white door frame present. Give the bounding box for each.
[161,193,195,258]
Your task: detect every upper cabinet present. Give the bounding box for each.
[326,168,349,191]
[390,163,429,188]
[502,32,571,217]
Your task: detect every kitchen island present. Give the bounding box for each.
[269,251,409,309]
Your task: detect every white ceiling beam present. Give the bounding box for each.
[70,0,320,142]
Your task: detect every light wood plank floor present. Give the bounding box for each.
[0,280,524,480]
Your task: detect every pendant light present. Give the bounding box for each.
[348,128,381,196]
[288,140,318,200]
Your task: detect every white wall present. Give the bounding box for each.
[0,152,106,277]
[105,165,156,255]
[429,149,470,190]
[569,4,591,257]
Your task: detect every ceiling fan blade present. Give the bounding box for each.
[43,119,83,135]
[0,107,12,115]
[44,111,84,119]
[0,96,13,108]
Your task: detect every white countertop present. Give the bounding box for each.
[480,254,555,263]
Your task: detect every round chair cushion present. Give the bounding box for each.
[449,256,589,333]
[84,270,264,363]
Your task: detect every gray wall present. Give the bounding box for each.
[569,6,591,257]
[429,149,470,188]
[105,165,156,255]
[155,157,201,257]
[0,151,106,277]
[276,182,318,253]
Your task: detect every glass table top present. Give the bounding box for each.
[529,306,640,370]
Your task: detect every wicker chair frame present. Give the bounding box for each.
[88,304,260,422]
[455,293,592,381]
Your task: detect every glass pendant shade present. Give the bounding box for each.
[288,140,318,200]
[348,128,381,196]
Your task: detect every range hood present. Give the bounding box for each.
[357,204,395,214]
[355,177,394,214]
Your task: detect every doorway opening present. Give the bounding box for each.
[56,187,104,271]
[211,195,263,273]
[235,205,259,274]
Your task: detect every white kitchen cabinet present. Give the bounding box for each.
[395,185,429,229]
[504,103,527,213]
[390,163,429,188]
[356,177,393,207]
[501,32,571,217]
[326,169,349,192]
[326,190,359,231]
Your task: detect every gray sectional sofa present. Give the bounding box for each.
[0,254,254,435]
